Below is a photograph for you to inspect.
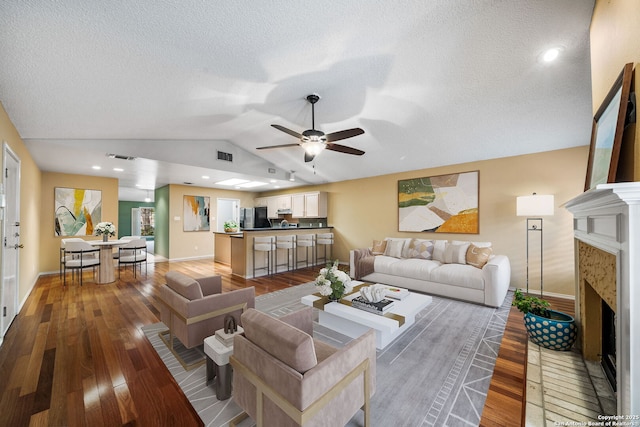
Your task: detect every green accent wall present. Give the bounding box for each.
[118,201,155,238]
[154,186,170,259]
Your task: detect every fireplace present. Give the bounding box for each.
[564,182,640,417]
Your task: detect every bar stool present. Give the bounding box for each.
[295,234,315,269]
[253,236,275,278]
[315,232,334,266]
[275,235,296,273]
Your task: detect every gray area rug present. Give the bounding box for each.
[142,283,512,426]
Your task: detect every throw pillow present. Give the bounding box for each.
[372,239,387,255]
[432,240,448,262]
[466,244,493,268]
[407,239,434,259]
[443,242,470,264]
[384,239,405,258]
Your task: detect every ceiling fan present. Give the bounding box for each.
[257,94,365,162]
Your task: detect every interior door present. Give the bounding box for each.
[1,143,21,338]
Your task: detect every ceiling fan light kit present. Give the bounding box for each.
[258,93,366,163]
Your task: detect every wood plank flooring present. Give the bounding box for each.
[0,258,568,426]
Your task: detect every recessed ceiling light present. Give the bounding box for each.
[216,178,250,186]
[542,47,561,62]
[113,167,124,172]
[92,165,101,170]
[202,175,210,179]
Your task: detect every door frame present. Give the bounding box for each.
[1,142,21,340]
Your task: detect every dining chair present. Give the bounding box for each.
[117,238,148,278]
[63,240,100,286]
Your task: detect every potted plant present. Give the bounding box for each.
[512,289,577,351]
[223,220,238,232]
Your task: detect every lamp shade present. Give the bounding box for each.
[516,194,554,216]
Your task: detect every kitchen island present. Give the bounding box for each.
[226,227,333,278]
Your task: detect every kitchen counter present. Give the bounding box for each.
[227,227,333,278]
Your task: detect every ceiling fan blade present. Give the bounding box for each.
[325,128,364,142]
[271,124,303,139]
[304,152,316,162]
[326,143,365,156]
[256,143,301,150]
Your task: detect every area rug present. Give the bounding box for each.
[142,283,512,426]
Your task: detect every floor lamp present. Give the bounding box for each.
[516,193,554,297]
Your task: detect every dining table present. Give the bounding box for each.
[89,239,128,284]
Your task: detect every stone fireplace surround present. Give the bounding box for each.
[564,183,640,417]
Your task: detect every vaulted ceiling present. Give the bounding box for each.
[0,1,594,200]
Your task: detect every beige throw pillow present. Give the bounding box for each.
[384,239,405,258]
[432,240,448,262]
[466,244,493,268]
[372,239,387,255]
[443,242,470,264]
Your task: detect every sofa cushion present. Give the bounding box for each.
[443,242,470,264]
[466,244,493,268]
[242,309,317,373]
[373,255,404,275]
[430,264,485,290]
[165,271,203,300]
[372,239,387,255]
[407,239,434,259]
[388,258,441,281]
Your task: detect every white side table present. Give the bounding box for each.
[203,333,235,400]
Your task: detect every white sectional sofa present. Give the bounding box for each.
[349,238,511,307]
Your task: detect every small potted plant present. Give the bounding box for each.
[512,289,577,351]
[223,220,238,232]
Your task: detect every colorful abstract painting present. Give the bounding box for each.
[398,171,479,233]
[183,195,210,231]
[54,187,102,236]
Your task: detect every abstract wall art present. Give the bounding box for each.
[398,171,479,233]
[183,195,210,231]
[54,187,102,236]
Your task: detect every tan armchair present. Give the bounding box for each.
[230,307,376,427]
[158,271,255,370]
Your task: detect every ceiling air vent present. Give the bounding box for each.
[107,153,136,161]
[217,151,233,162]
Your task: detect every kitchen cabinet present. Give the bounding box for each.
[291,194,305,217]
[292,192,327,218]
[267,197,279,218]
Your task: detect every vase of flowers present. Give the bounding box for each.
[95,221,116,241]
[315,260,353,301]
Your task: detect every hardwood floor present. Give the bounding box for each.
[0,258,573,426]
[0,259,319,427]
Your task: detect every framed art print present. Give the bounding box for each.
[398,170,479,233]
[585,63,633,191]
[183,195,210,231]
[54,187,102,236]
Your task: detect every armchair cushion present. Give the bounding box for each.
[242,309,317,373]
[165,271,203,300]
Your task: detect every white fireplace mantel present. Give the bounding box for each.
[564,182,640,416]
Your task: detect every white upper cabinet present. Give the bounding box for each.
[292,192,327,218]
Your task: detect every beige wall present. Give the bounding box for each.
[590,0,640,180]
[263,146,588,297]
[0,102,43,306]
[167,184,256,260]
[39,172,119,273]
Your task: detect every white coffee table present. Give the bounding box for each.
[301,282,432,349]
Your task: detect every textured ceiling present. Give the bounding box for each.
[0,1,594,200]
